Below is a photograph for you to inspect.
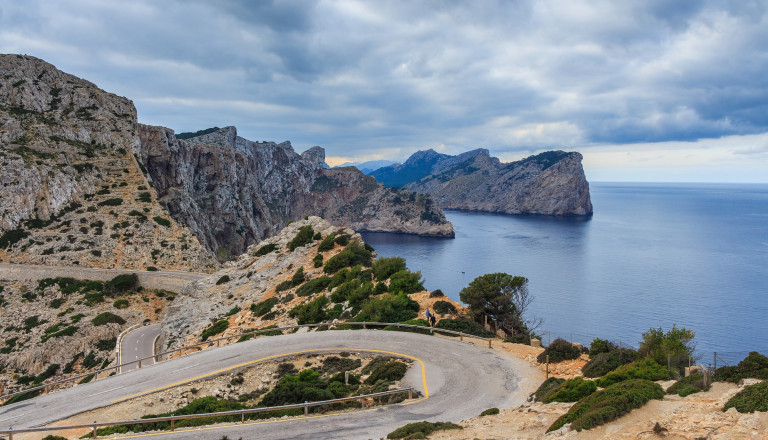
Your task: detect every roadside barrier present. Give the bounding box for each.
[0,388,414,439]
[0,321,492,404]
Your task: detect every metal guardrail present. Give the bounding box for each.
[0,321,492,403]
[0,388,415,439]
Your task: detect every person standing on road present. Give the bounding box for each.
[430,313,436,328]
[425,308,433,325]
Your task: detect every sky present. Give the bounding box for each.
[1,0,767,182]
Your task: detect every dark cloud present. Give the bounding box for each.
[1,0,767,180]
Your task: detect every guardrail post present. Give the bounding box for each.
[138,359,142,369]
[488,338,492,348]
[241,413,245,424]
[304,401,309,415]
[359,398,364,408]
[8,427,12,440]
[170,419,175,431]
[92,421,98,439]
[460,334,463,341]
[408,389,412,399]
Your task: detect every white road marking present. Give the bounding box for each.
[88,385,130,397]
[171,364,197,373]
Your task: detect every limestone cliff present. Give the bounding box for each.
[136,125,454,257]
[373,149,593,216]
[0,54,217,271]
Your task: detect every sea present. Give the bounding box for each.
[361,183,768,365]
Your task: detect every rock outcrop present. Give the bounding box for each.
[0,54,217,271]
[137,125,454,257]
[372,149,593,216]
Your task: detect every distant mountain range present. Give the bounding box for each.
[333,159,398,175]
[370,148,593,216]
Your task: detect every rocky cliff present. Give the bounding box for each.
[136,125,454,257]
[0,54,217,271]
[373,149,593,216]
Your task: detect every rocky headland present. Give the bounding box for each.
[371,149,593,216]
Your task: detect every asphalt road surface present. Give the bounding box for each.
[120,324,162,373]
[0,330,532,440]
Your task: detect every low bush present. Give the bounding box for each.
[364,360,407,384]
[92,312,126,326]
[313,254,323,268]
[113,299,129,309]
[290,267,305,287]
[388,269,424,294]
[432,300,457,315]
[0,228,29,249]
[153,216,171,227]
[387,421,462,439]
[582,349,638,378]
[254,243,278,256]
[353,292,419,323]
[713,351,768,383]
[435,318,495,338]
[275,280,293,292]
[323,242,372,274]
[97,198,123,206]
[289,295,329,325]
[588,338,618,358]
[372,257,407,281]
[251,298,278,317]
[200,320,229,341]
[96,338,117,351]
[595,358,669,388]
[216,275,230,285]
[287,225,314,251]
[667,372,710,397]
[543,377,597,403]
[548,379,665,432]
[334,234,350,246]
[225,306,241,317]
[137,192,152,202]
[537,338,581,363]
[504,333,531,344]
[722,380,768,413]
[317,233,336,252]
[532,377,566,402]
[295,276,332,297]
[429,289,444,298]
[480,407,500,416]
[106,273,138,293]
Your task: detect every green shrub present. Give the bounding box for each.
[289,296,329,325]
[537,338,581,363]
[334,234,350,246]
[714,352,768,383]
[638,325,696,375]
[254,243,278,256]
[723,380,768,413]
[153,216,171,227]
[274,279,293,292]
[113,299,130,309]
[313,254,323,268]
[295,276,332,297]
[532,377,566,402]
[387,421,462,439]
[0,228,30,249]
[435,318,495,338]
[353,292,419,323]
[96,338,117,351]
[291,267,305,286]
[107,273,138,293]
[137,192,152,203]
[312,232,322,240]
[595,359,669,387]
[42,436,68,440]
[323,242,372,274]
[543,377,597,403]
[364,360,407,384]
[429,289,445,298]
[216,275,230,285]
[201,320,229,341]
[49,298,66,309]
[317,233,336,252]
[40,323,78,342]
[97,198,123,206]
[480,407,499,416]
[582,349,638,378]
[588,338,618,358]
[548,379,665,432]
[92,312,126,326]
[251,298,279,317]
[388,269,424,294]
[225,306,241,317]
[432,300,457,315]
[383,319,432,335]
[287,225,315,251]
[372,257,407,281]
[667,373,710,397]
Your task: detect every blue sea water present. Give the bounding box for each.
[361,183,768,363]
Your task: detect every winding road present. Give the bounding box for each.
[0,330,539,440]
[119,324,161,373]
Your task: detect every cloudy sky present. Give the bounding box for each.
[2,0,767,182]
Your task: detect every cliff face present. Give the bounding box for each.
[0,54,217,271]
[137,125,454,257]
[374,149,593,216]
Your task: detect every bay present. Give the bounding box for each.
[361,183,768,364]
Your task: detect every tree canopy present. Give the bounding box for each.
[459,272,532,336]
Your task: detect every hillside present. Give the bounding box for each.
[137,126,454,257]
[159,216,464,352]
[0,54,218,271]
[371,149,593,216]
